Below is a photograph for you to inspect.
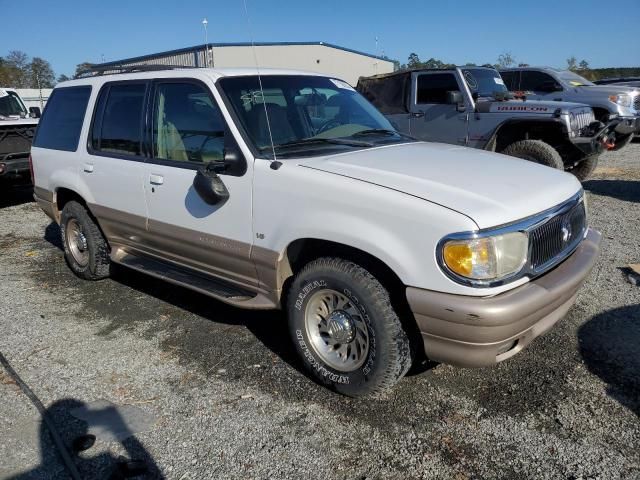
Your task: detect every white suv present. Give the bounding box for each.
[31,66,601,397]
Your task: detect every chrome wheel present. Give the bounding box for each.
[304,288,370,372]
[66,218,89,267]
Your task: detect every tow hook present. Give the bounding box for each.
[601,135,615,150]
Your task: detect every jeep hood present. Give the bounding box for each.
[298,142,582,229]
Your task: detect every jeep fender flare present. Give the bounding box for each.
[484,117,568,152]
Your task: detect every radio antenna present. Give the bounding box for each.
[242,0,278,166]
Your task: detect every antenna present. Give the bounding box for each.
[242,0,279,168]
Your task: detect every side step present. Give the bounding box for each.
[113,251,256,301]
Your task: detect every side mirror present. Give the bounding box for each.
[29,106,41,118]
[446,91,466,112]
[193,164,230,206]
[537,81,562,93]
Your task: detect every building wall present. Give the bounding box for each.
[14,89,52,109]
[105,44,394,86]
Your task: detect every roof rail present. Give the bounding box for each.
[74,64,191,79]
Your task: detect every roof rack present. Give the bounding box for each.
[74,64,192,79]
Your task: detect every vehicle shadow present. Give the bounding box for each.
[583,179,640,203]
[0,185,33,209]
[577,304,640,417]
[6,397,163,479]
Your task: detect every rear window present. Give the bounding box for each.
[91,83,146,157]
[33,86,91,151]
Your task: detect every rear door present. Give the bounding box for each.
[409,71,468,145]
[141,79,257,290]
[81,81,149,251]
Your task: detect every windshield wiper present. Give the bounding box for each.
[260,137,373,152]
[351,129,413,139]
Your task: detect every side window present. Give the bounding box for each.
[520,71,556,92]
[416,73,459,104]
[500,71,519,91]
[32,86,91,151]
[91,83,146,156]
[152,82,225,163]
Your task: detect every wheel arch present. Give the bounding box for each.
[487,118,568,152]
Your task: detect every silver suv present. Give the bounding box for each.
[357,67,614,181]
[500,67,640,148]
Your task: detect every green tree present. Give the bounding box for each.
[497,52,516,68]
[29,57,55,88]
[57,74,71,83]
[407,53,421,69]
[4,50,30,87]
[578,59,590,71]
[74,62,95,78]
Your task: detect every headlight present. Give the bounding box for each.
[609,94,632,108]
[440,231,528,284]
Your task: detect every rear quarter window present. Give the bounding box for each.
[33,86,92,151]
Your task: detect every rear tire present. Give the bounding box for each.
[60,201,110,280]
[501,139,564,170]
[571,155,599,182]
[287,257,411,397]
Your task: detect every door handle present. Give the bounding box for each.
[83,163,94,173]
[149,174,164,185]
[410,112,425,118]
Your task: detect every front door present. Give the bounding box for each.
[409,71,468,145]
[141,79,257,290]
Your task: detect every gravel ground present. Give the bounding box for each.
[0,144,638,480]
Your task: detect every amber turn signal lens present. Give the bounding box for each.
[443,243,474,277]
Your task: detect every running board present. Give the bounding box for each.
[112,251,256,302]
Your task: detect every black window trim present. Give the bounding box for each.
[146,77,246,175]
[33,85,93,152]
[87,79,150,162]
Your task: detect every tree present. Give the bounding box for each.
[74,62,95,78]
[4,50,30,87]
[497,52,516,68]
[578,59,590,71]
[407,53,421,69]
[518,63,530,67]
[57,74,71,83]
[566,56,578,71]
[29,57,55,88]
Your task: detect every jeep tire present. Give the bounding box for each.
[287,257,411,397]
[60,201,111,280]
[570,155,599,182]
[501,139,564,170]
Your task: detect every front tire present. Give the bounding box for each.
[60,201,111,280]
[570,155,599,182]
[287,257,411,397]
[501,139,564,170]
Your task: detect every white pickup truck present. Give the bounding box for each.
[0,88,40,183]
[31,67,601,397]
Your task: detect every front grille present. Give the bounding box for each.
[634,95,640,112]
[572,109,595,134]
[529,200,586,273]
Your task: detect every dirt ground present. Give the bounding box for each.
[0,144,638,479]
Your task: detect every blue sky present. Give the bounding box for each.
[2,0,639,77]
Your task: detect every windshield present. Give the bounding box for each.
[0,90,28,118]
[461,68,509,99]
[556,70,595,87]
[219,75,411,158]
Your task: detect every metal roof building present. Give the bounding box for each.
[94,42,395,85]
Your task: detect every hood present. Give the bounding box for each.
[298,142,582,229]
[566,84,640,98]
[477,99,589,114]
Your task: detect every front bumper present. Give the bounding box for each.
[407,228,601,367]
[0,153,30,177]
[613,115,640,135]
